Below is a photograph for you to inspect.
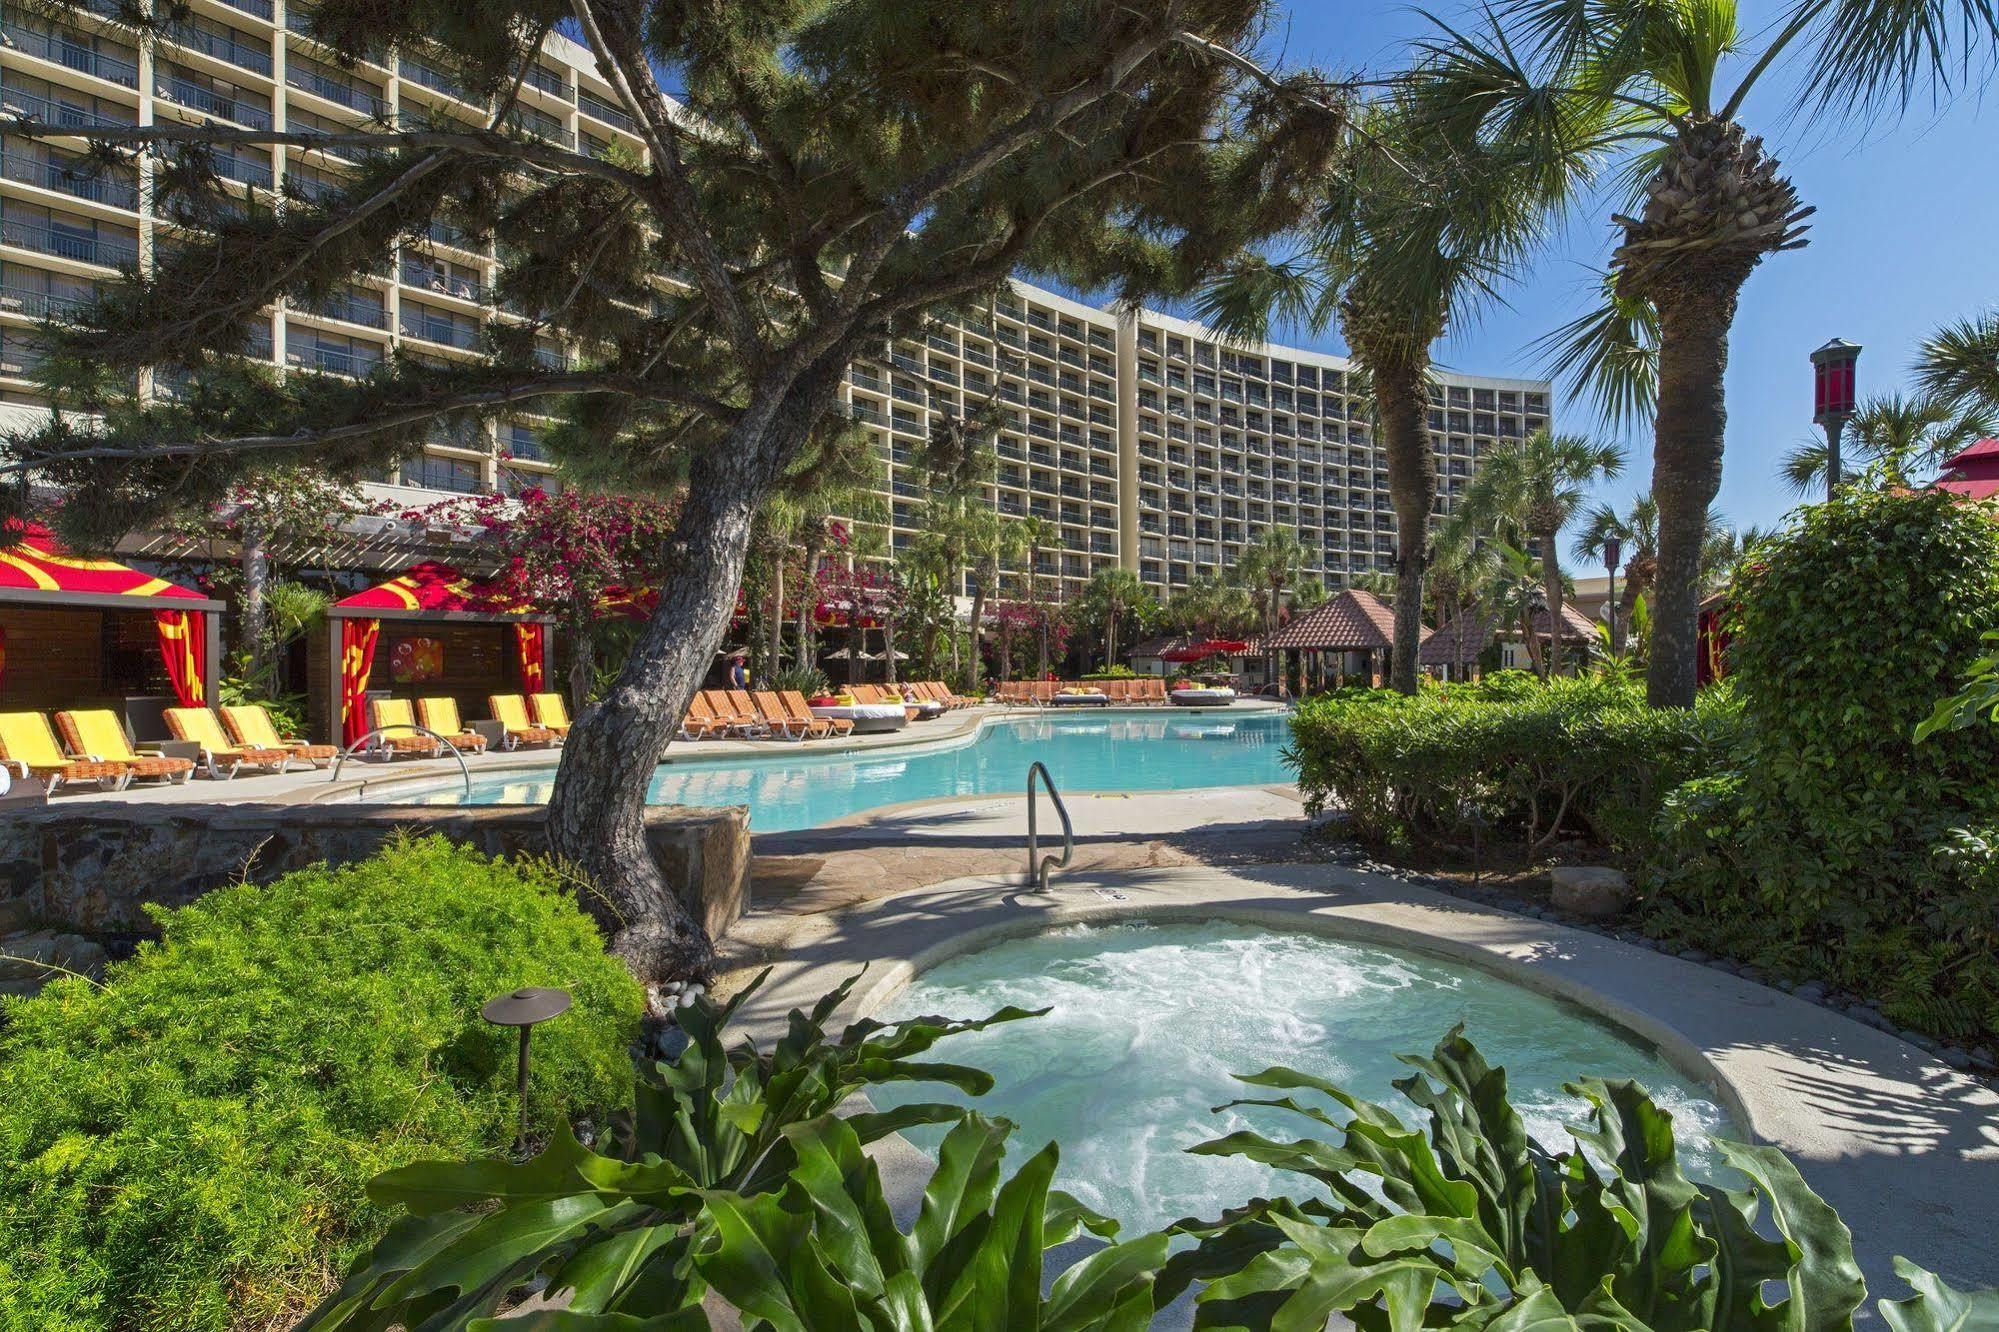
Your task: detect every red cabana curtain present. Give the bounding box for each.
[515,622,546,692]
[154,609,207,706]
[340,617,381,745]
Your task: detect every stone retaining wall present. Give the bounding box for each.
[0,802,751,941]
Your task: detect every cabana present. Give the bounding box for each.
[322,561,554,746]
[1262,589,1419,690]
[0,521,221,736]
[1419,603,1597,680]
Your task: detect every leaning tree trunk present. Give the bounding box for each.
[546,377,839,983]
[1372,351,1435,695]
[1538,523,1564,677]
[1647,289,1738,707]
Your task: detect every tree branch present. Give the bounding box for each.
[0,372,739,477]
[565,0,764,356]
[0,120,651,191]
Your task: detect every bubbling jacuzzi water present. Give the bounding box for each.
[873,920,1735,1236]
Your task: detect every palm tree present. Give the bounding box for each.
[1478,543,1553,677]
[1779,393,1994,495]
[1233,526,1311,686]
[960,506,1024,690]
[1414,0,1999,705]
[1077,567,1149,668]
[1572,492,1658,654]
[1016,514,1059,677]
[1917,311,1999,416]
[1457,428,1622,675]
[1197,86,1589,696]
[1700,519,1768,594]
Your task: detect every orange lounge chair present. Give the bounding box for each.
[728,689,786,734]
[750,690,813,739]
[783,690,851,738]
[529,692,572,736]
[220,703,339,767]
[369,699,448,758]
[679,694,733,740]
[488,694,559,749]
[1,711,131,793]
[416,697,489,753]
[164,707,292,779]
[700,690,767,738]
[55,709,193,786]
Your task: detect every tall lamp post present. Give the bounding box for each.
[1602,533,1623,655]
[1812,338,1861,495]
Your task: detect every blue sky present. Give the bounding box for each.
[1151,3,1999,566]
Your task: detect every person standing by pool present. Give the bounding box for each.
[728,654,749,690]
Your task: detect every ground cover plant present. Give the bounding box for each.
[0,837,642,1332]
[307,985,1994,1329]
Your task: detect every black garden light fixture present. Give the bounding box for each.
[481,985,571,1154]
[1811,338,1861,495]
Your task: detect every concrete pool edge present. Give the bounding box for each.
[297,700,1291,807]
[726,861,1999,1291]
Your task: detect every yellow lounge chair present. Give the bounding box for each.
[416,697,488,753]
[529,692,572,736]
[369,699,447,758]
[489,694,558,749]
[0,711,131,793]
[219,704,339,767]
[782,690,850,738]
[54,709,192,785]
[164,707,292,779]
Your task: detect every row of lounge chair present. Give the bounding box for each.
[367,693,571,757]
[994,678,1171,705]
[682,690,855,741]
[0,704,339,792]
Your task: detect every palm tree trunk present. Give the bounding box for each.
[1374,355,1434,695]
[1539,525,1563,676]
[967,556,992,689]
[568,611,594,711]
[240,518,269,677]
[1648,289,1737,708]
[795,535,823,670]
[767,563,785,675]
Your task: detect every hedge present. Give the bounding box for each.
[1643,487,1999,1041]
[1285,673,1741,855]
[0,836,643,1332]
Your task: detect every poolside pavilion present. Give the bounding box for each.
[1419,603,1597,680]
[1262,589,1418,689]
[0,520,222,739]
[320,561,554,746]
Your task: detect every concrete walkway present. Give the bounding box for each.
[728,862,1999,1300]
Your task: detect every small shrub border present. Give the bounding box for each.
[0,836,644,1332]
[1285,673,1741,858]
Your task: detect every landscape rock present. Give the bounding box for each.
[1548,866,1632,919]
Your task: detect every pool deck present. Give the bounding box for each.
[727,861,1999,1301]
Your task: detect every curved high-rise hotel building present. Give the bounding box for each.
[0,4,1550,592]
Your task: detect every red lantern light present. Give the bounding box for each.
[1811,338,1861,425]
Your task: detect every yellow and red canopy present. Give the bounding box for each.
[0,521,207,603]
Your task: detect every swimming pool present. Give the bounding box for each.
[411,710,1295,832]
[872,920,1736,1236]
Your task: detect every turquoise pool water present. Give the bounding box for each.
[416,710,1294,832]
[873,921,1736,1236]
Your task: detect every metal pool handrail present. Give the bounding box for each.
[1026,760,1073,892]
[328,724,471,800]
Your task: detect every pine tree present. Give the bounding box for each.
[0,0,1353,980]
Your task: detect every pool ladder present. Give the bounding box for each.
[1026,761,1073,892]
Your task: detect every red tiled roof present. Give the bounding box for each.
[1418,603,1596,666]
[1264,589,1419,650]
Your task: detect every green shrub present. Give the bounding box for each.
[1286,673,1739,855]
[1644,488,1999,1041]
[1082,664,1137,679]
[0,837,643,1332]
